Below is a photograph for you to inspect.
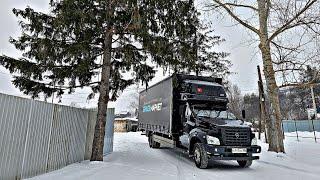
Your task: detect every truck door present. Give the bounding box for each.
[179,103,194,148]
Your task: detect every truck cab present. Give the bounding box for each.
[138,74,261,169]
[176,79,261,168]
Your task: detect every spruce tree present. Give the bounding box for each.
[0,0,230,161]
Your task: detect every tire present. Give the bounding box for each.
[237,160,252,168]
[193,143,209,169]
[148,134,160,148]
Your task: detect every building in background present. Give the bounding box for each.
[114,117,138,132]
[115,111,132,118]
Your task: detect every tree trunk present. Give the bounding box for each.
[90,28,113,161]
[257,0,284,153]
[259,42,285,153]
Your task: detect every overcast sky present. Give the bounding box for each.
[0,0,262,112]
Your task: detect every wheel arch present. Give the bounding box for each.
[189,135,206,155]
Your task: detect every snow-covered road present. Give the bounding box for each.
[28,132,320,180]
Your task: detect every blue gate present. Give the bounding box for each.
[282,120,320,132]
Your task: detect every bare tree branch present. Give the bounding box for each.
[279,82,320,88]
[224,2,258,11]
[279,70,320,88]
[268,0,318,42]
[274,68,302,72]
[211,0,260,34]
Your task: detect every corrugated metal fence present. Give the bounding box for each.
[104,108,115,155]
[0,93,114,180]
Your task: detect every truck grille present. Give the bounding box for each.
[221,127,251,146]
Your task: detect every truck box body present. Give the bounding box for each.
[138,74,225,136]
[138,77,174,135]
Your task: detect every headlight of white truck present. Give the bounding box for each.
[251,137,257,145]
[206,135,220,145]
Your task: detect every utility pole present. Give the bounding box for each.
[257,66,268,143]
[258,81,262,140]
[258,80,266,141]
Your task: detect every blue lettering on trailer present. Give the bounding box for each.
[143,102,162,112]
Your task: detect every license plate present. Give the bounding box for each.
[232,148,247,153]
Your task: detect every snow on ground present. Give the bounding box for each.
[284,131,320,140]
[27,132,320,180]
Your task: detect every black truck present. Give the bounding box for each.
[138,74,261,169]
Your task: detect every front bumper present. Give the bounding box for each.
[204,145,261,160]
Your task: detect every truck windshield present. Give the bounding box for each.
[193,109,237,120]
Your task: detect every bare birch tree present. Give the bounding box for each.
[207,0,320,152]
[226,84,244,118]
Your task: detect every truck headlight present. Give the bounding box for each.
[206,135,220,145]
[251,137,257,145]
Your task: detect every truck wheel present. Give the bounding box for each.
[193,143,209,169]
[148,135,160,148]
[237,160,252,168]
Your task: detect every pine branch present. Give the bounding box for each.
[0,55,102,73]
[13,76,100,92]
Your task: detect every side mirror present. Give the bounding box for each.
[242,110,246,119]
[185,105,191,119]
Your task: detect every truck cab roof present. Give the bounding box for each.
[184,80,223,87]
